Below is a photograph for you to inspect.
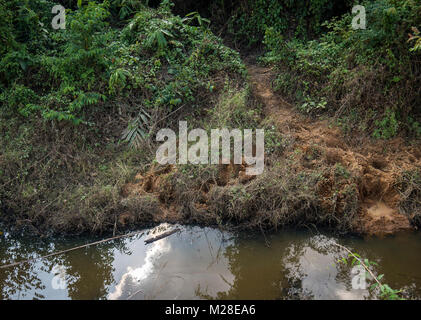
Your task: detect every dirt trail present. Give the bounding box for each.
[247,63,420,236]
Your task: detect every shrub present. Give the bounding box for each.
[0,0,247,234]
[262,0,421,137]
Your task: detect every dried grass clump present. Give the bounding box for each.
[156,165,219,223]
[207,164,320,230]
[121,195,160,220]
[47,183,122,234]
[396,170,421,227]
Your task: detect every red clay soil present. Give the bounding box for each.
[247,64,421,236]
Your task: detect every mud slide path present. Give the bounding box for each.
[247,63,421,236]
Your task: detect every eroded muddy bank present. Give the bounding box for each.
[108,65,421,238]
[1,64,420,238]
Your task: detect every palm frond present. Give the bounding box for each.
[121,109,151,149]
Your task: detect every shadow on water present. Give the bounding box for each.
[1,224,421,300]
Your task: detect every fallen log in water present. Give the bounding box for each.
[144,228,180,244]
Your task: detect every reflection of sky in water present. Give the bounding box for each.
[1,226,421,299]
[108,227,234,300]
[0,233,66,300]
[284,237,369,300]
[109,239,171,300]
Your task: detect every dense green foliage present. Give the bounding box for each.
[0,0,246,233]
[172,0,420,137]
[0,0,244,126]
[261,0,421,138]
[226,0,351,46]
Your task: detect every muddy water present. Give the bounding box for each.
[1,224,421,300]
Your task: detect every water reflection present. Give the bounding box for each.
[199,233,370,299]
[109,239,171,299]
[0,225,421,300]
[0,232,128,299]
[107,227,234,300]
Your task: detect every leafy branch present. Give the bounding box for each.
[182,12,211,30]
[333,243,404,300]
[408,27,421,52]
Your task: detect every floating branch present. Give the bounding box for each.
[144,228,180,244]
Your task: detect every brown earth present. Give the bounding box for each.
[119,64,421,237]
[247,64,420,236]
